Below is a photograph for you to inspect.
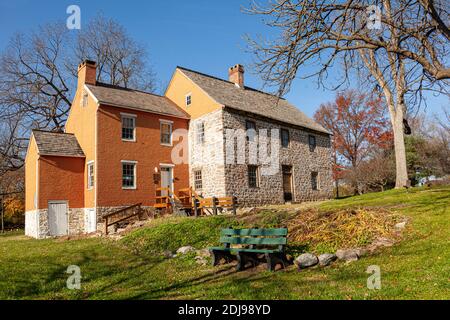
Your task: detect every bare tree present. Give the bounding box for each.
[246,0,449,188]
[0,15,157,175]
[74,15,156,92]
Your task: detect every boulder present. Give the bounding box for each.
[336,249,359,262]
[195,248,210,258]
[295,253,319,268]
[395,221,407,230]
[318,253,337,266]
[163,250,174,258]
[176,246,195,254]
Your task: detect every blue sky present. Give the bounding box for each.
[0,0,447,118]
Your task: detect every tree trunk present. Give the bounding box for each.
[392,109,409,188]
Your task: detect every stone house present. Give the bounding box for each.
[25,60,332,238]
[165,65,333,206]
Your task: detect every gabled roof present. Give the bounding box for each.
[86,83,190,119]
[32,130,85,157]
[177,67,329,134]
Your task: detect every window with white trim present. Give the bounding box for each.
[121,115,136,141]
[248,165,260,188]
[185,94,192,107]
[160,121,172,145]
[87,162,94,189]
[122,162,136,189]
[81,90,88,107]
[196,122,205,144]
[194,170,202,190]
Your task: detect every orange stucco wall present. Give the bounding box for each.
[96,105,190,207]
[25,136,38,212]
[165,69,222,119]
[65,85,97,208]
[38,156,85,209]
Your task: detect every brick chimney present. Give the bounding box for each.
[77,60,97,87]
[228,64,244,88]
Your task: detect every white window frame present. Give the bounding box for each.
[185,93,192,107]
[81,90,89,108]
[121,160,137,190]
[87,161,94,190]
[196,122,205,144]
[121,113,137,142]
[160,119,173,146]
[248,165,260,188]
[194,169,202,190]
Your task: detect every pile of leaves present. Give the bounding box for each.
[287,208,402,253]
[238,207,403,254]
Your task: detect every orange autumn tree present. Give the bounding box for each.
[314,90,393,194]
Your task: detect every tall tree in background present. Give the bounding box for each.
[246,0,449,188]
[0,15,156,176]
[314,90,393,193]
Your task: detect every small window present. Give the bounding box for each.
[160,121,172,145]
[185,94,192,107]
[248,165,259,188]
[122,162,136,189]
[196,122,205,144]
[87,162,94,189]
[311,172,319,190]
[122,115,136,141]
[309,135,316,152]
[246,120,256,142]
[81,90,88,107]
[281,129,290,148]
[194,170,202,190]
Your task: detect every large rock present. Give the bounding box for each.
[336,249,359,262]
[395,221,407,230]
[295,253,319,268]
[318,253,337,266]
[195,248,210,258]
[176,246,195,254]
[163,250,174,258]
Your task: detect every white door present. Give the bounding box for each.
[48,202,68,236]
[160,167,173,197]
[84,209,97,233]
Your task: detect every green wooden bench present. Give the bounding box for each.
[209,227,289,271]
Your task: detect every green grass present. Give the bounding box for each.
[0,186,449,299]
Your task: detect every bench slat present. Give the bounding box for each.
[219,236,287,245]
[209,247,281,254]
[220,228,287,236]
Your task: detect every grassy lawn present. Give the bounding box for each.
[0,186,449,299]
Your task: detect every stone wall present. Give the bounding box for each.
[221,109,333,206]
[25,207,86,239]
[188,109,227,198]
[68,208,84,235]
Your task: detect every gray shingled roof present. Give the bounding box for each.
[86,83,190,119]
[32,130,85,157]
[178,67,329,134]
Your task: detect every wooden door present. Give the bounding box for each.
[282,165,293,202]
[48,202,68,236]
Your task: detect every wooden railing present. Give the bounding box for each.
[103,203,142,235]
[151,187,238,217]
[193,196,237,217]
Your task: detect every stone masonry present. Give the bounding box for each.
[189,107,333,206]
